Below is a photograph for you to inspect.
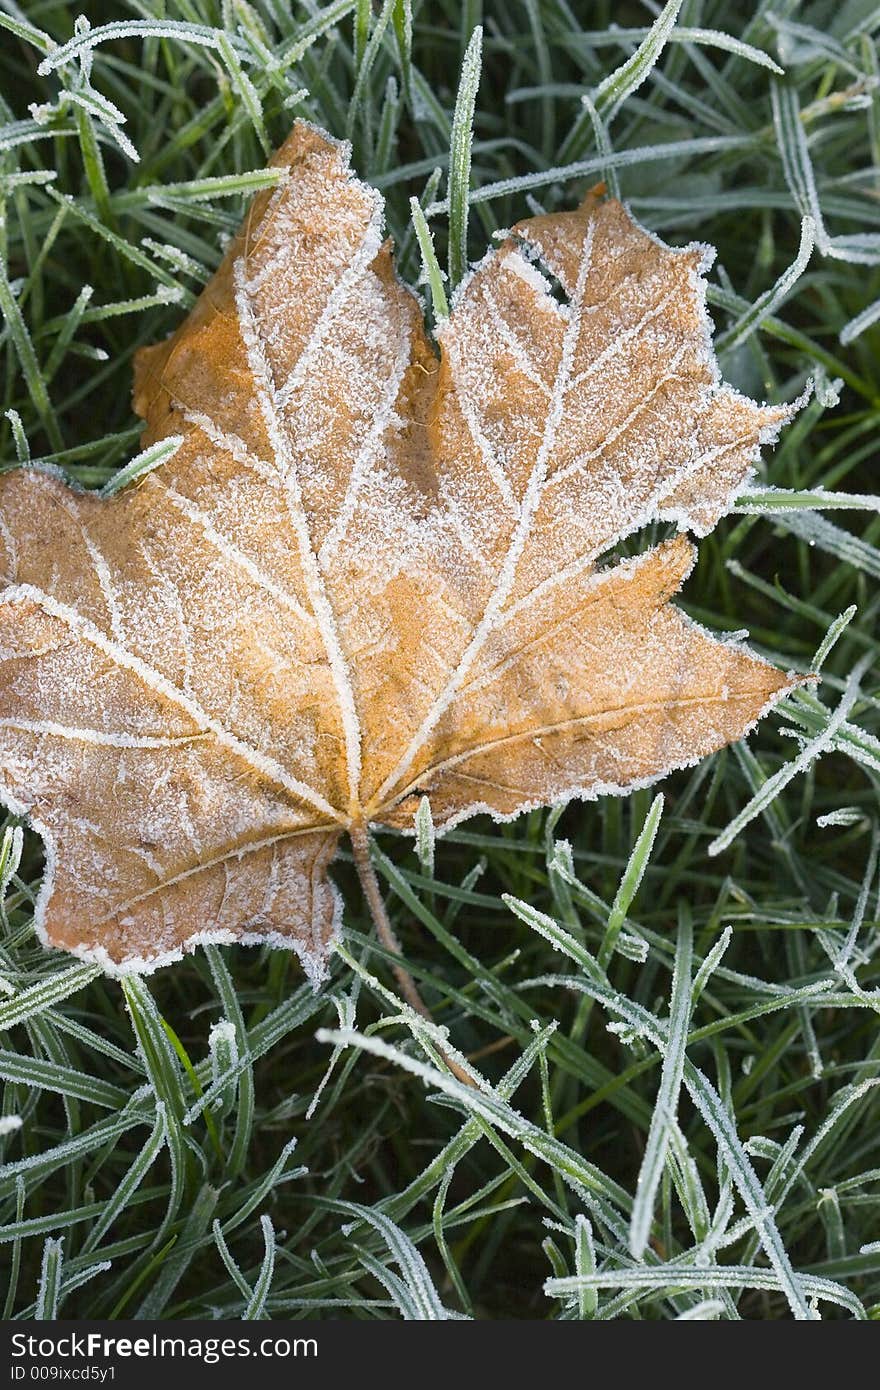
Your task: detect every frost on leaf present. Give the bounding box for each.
[0,121,800,978]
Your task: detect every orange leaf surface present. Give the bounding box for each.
[0,122,800,978]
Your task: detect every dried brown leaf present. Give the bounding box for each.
[0,122,800,977]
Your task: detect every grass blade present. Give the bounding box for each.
[629,911,693,1258]
[448,26,483,288]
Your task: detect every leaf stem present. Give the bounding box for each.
[349,821,475,1087]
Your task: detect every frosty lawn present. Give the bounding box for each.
[0,0,879,1321]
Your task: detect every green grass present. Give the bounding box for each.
[1,0,880,1321]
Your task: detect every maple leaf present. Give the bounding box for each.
[0,121,801,980]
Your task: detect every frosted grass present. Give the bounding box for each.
[716,215,815,353]
[447,25,483,287]
[35,1236,63,1320]
[592,0,685,121]
[243,1215,276,1319]
[629,913,693,1259]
